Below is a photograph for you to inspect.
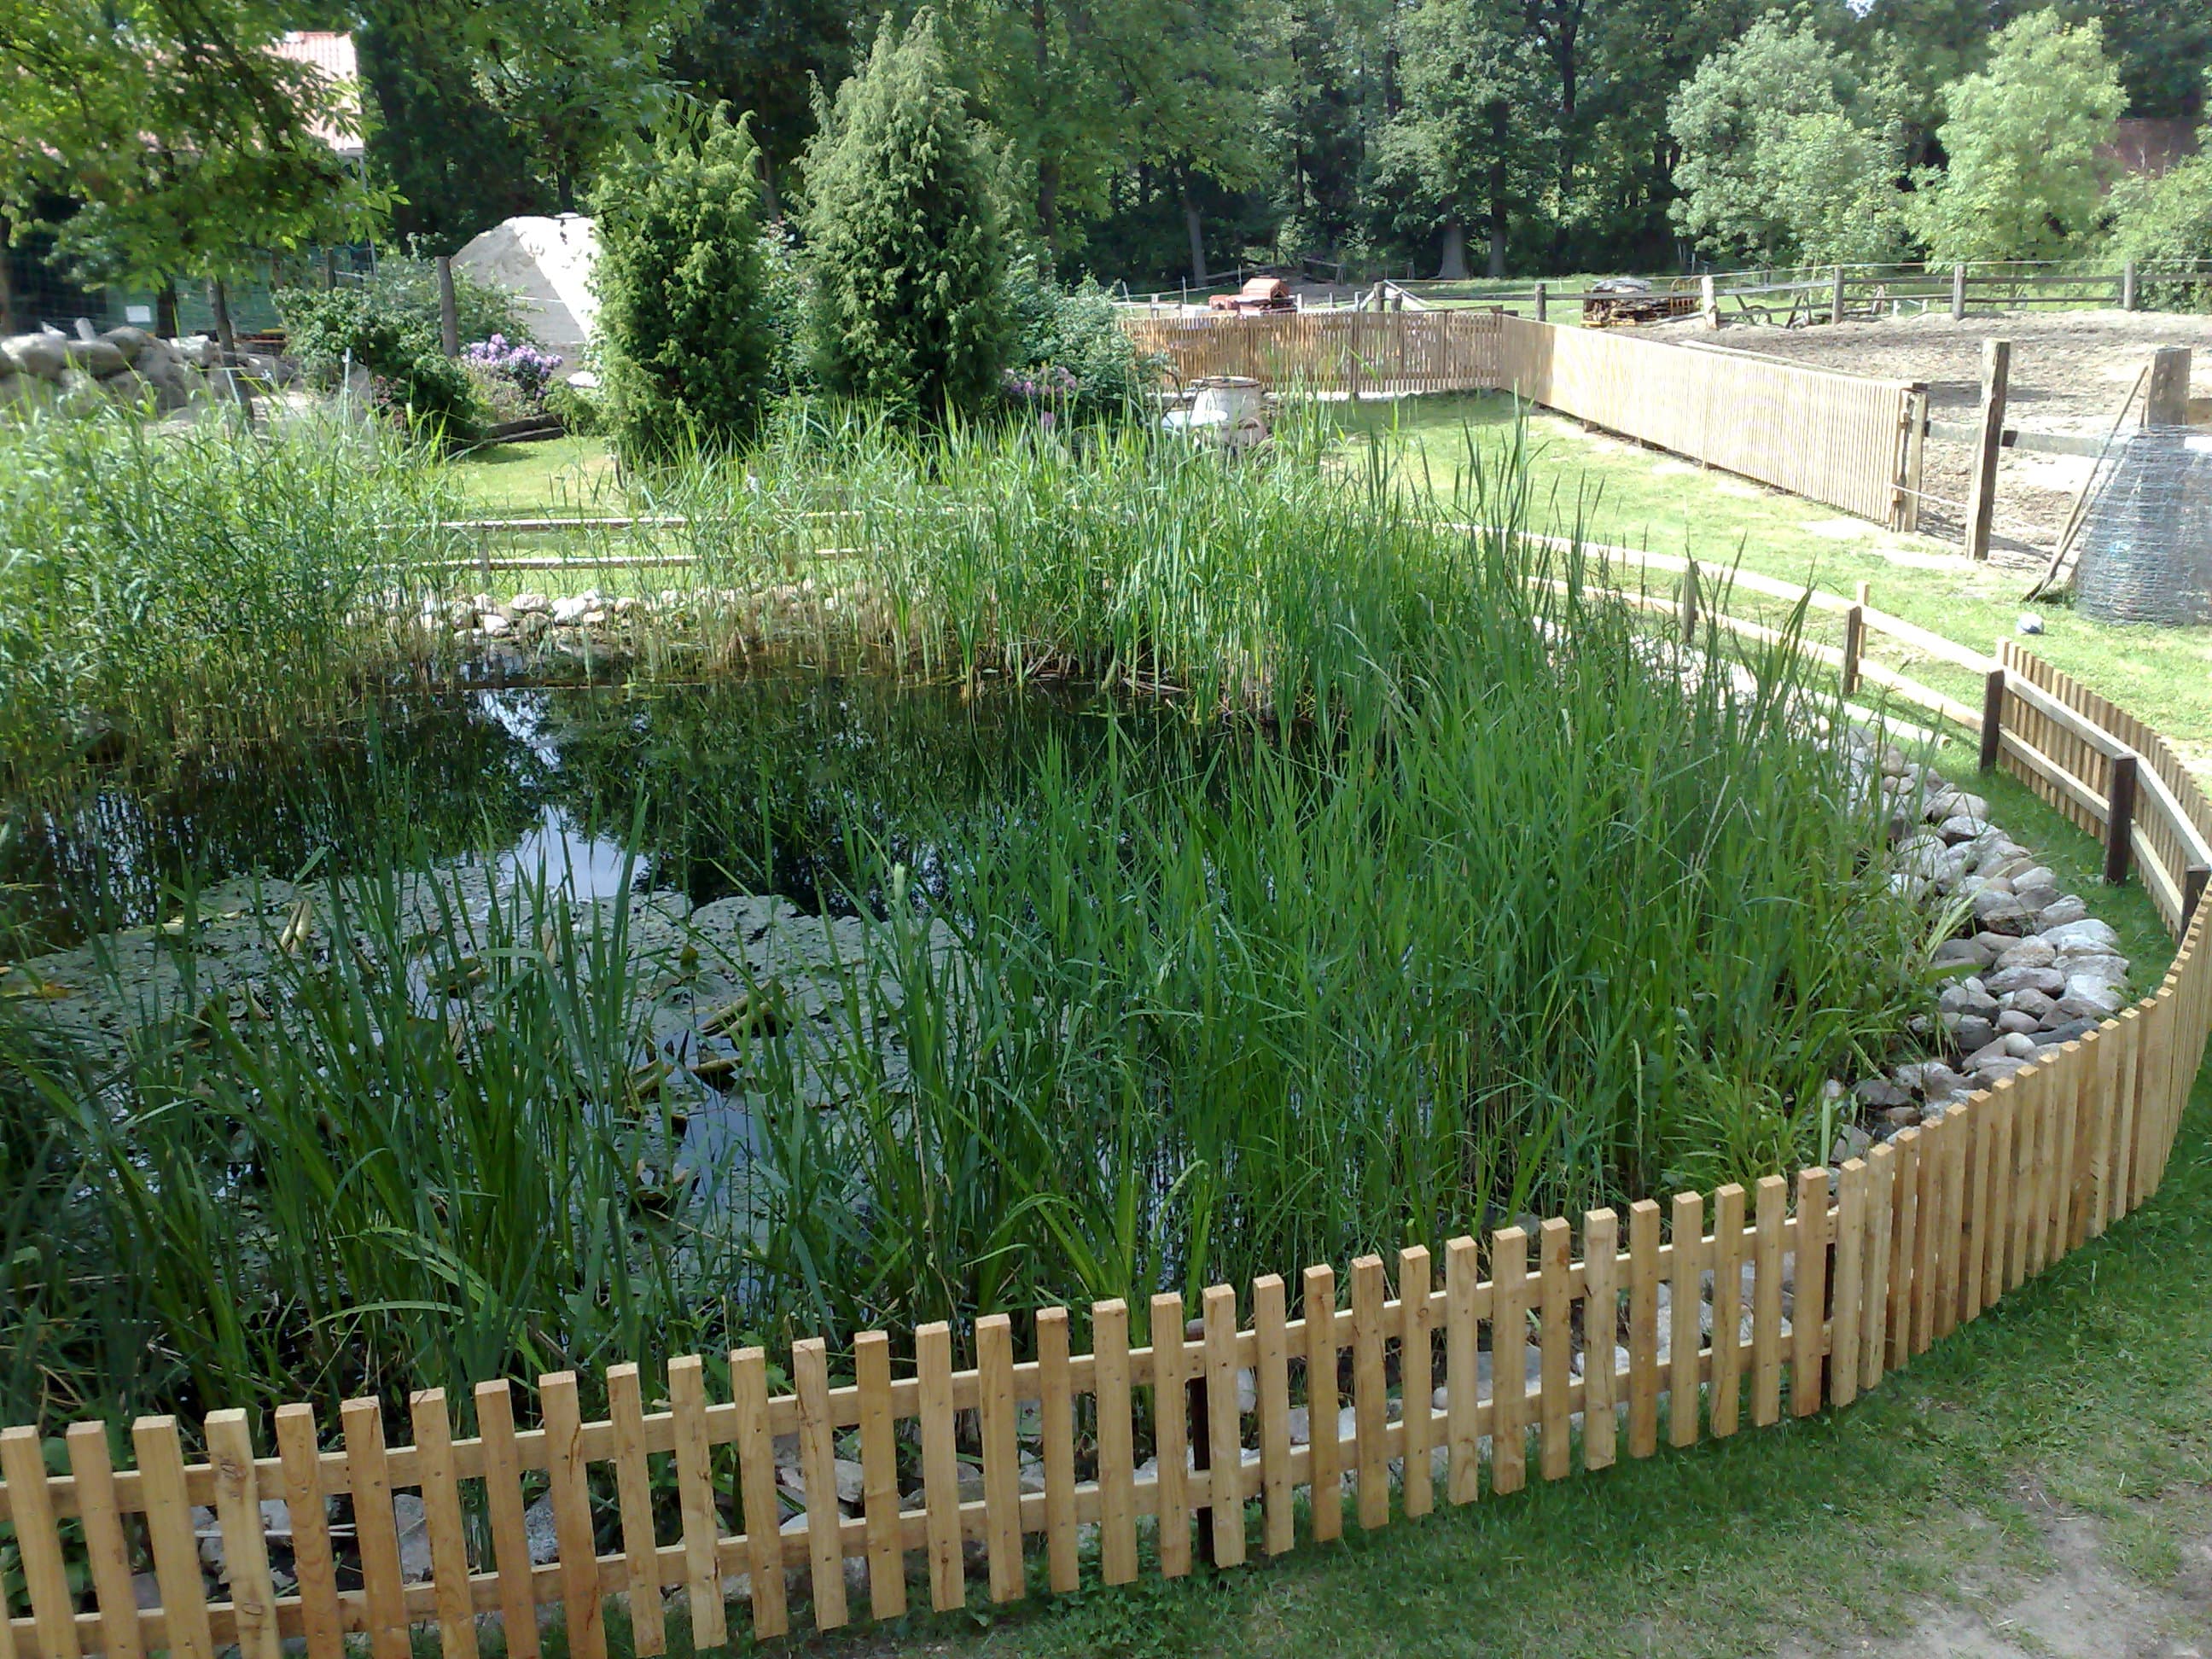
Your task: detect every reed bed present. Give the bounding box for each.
[1,411,1947,1431]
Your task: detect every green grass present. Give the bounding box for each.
[451,434,624,515]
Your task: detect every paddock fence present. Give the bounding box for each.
[3,612,2209,1659]
[1120,308,1504,396]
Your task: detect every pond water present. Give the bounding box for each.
[0,671,1187,958]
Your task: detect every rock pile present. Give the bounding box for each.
[0,325,284,416]
[1834,731,2133,1152]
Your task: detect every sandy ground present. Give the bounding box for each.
[1658,311,2212,560]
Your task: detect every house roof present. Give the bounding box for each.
[269,31,363,157]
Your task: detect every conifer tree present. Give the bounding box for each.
[800,12,1011,419]
[591,107,777,459]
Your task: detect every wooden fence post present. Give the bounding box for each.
[1964,338,2011,561]
[1680,560,1700,644]
[1702,273,1718,329]
[1842,602,1865,696]
[1979,667,2005,773]
[2145,347,2192,428]
[436,256,460,358]
[1831,265,1847,323]
[2121,259,2139,312]
[1534,281,1548,323]
[1951,264,1967,322]
[2104,753,2138,887]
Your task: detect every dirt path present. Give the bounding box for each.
[1657,311,2212,557]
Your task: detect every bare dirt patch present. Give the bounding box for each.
[1657,311,2212,563]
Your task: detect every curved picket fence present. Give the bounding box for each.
[3,602,2208,1658]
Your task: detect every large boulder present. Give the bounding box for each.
[100,325,157,365]
[64,336,130,378]
[3,333,68,378]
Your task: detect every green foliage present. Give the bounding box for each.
[1669,17,1907,265]
[0,0,380,287]
[591,108,778,459]
[1002,258,1157,416]
[800,13,1013,418]
[274,276,493,439]
[2107,148,2212,311]
[1908,13,2125,262]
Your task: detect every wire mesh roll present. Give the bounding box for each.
[2072,428,2212,626]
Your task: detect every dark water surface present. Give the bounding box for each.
[0,672,1187,955]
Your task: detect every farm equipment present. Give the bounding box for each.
[1580,276,1699,329]
[1208,276,1296,314]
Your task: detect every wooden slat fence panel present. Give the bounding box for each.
[1493,316,1917,523]
[1121,309,1503,395]
[6,628,2211,1659]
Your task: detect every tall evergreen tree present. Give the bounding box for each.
[666,0,855,217]
[800,12,1011,417]
[591,107,778,457]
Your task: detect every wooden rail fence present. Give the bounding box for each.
[3,616,2209,1658]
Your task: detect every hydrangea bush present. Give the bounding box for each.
[463,334,564,413]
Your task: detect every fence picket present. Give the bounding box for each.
[1304,1266,1343,1538]
[207,1411,283,1659]
[731,1347,792,1637]
[472,1381,544,1659]
[1351,1257,1390,1528]
[406,1390,480,1659]
[1150,1294,1192,1576]
[1668,1195,1704,1448]
[341,1398,411,1659]
[63,1423,145,1659]
[606,1365,666,1654]
[1492,1228,1531,1491]
[1581,1212,1619,1468]
[1792,1169,1830,1415]
[131,1418,214,1659]
[666,1356,730,1646]
[1709,1186,1745,1435]
[539,1374,606,1659]
[976,1315,1024,1604]
[2,1428,80,1659]
[1092,1301,1139,1582]
[1202,1285,1247,1567]
[852,1333,907,1619]
[1752,1177,1787,1427]
[1253,1276,1295,1553]
[1035,1310,1080,1596]
[1885,1130,1921,1367]
[1537,1224,1573,1477]
[1400,1247,1437,1510]
[1830,1159,1866,1406]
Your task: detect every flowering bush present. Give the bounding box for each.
[1003,364,1079,425]
[463,334,564,411]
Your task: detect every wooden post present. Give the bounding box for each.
[1679,559,1700,644]
[1701,272,1718,329]
[2121,259,2138,311]
[1979,667,2005,773]
[1900,385,1928,533]
[2145,347,2192,428]
[1831,265,1846,323]
[2104,753,2138,887]
[1964,338,2011,561]
[1842,602,1865,696]
[209,276,256,425]
[1951,263,1967,322]
[1534,281,1547,323]
[436,254,461,357]
[322,247,338,291]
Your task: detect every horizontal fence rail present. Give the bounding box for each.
[3,608,2209,1656]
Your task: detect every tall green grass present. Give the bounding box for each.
[2,422,1946,1428]
[0,411,469,783]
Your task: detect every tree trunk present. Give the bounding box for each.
[1436,222,1469,281]
[1487,221,1507,279]
[1183,188,1208,286]
[210,277,256,424]
[0,218,14,337]
[1039,160,1061,253]
[156,281,178,338]
[758,152,781,222]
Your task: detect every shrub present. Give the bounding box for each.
[463,333,566,416]
[276,282,488,439]
[2108,153,2212,311]
[800,12,1011,419]
[590,108,779,461]
[1001,258,1157,419]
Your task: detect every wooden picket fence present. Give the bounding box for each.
[3,628,2209,1658]
[1121,309,1503,396]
